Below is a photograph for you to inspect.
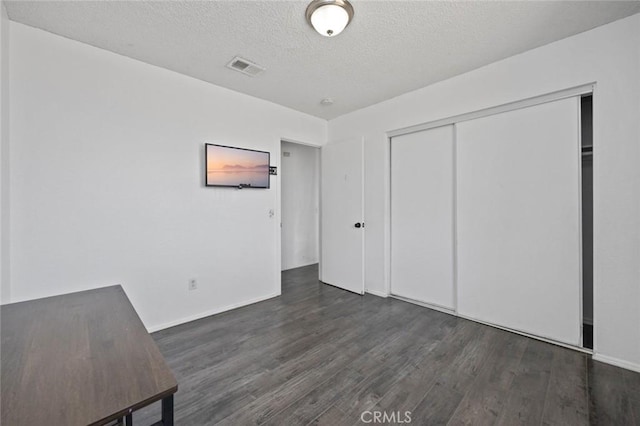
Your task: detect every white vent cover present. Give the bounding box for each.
[226,56,266,77]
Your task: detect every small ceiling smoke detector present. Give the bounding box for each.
[321,98,334,106]
[306,0,354,37]
[226,56,265,77]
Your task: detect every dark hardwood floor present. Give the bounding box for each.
[136,264,640,425]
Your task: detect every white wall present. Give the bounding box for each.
[8,22,327,331]
[329,14,640,370]
[0,2,9,304]
[280,141,319,271]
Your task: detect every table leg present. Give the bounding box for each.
[161,395,174,425]
[124,413,133,426]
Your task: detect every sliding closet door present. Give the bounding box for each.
[391,125,454,309]
[456,97,581,345]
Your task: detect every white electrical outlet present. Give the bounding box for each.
[188,279,198,291]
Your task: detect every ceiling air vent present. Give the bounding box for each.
[226,56,265,77]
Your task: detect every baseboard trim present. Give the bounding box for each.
[366,289,389,298]
[593,353,640,373]
[389,294,456,316]
[146,292,281,333]
[281,262,319,272]
[457,313,592,355]
[389,295,596,356]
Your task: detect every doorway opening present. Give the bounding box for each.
[280,140,320,273]
[581,94,593,349]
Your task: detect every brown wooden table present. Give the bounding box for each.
[1,285,178,425]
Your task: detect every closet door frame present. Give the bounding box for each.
[383,83,595,353]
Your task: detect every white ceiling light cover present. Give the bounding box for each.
[310,4,349,37]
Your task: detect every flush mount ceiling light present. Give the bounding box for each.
[305,0,354,37]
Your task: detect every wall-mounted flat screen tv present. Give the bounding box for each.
[205,143,270,188]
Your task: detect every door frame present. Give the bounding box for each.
[276,137,323,292]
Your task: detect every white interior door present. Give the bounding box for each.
[456,97,582,345]
[391,125,455,309]
[320,139,364,294]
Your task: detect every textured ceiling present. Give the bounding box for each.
[6,1,640,120]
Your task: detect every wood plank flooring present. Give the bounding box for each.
[135,264,640,425]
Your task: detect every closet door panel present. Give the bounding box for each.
[456,97,581,345]
[391,125,454,309]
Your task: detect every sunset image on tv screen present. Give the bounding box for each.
[206,144,270,188]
